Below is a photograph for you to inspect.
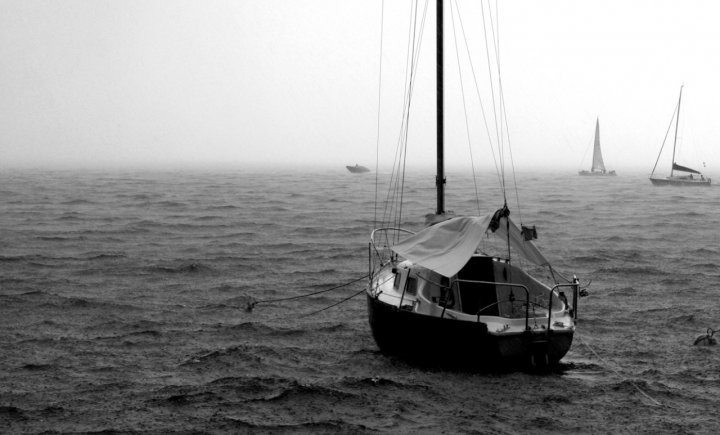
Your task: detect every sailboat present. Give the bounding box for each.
[365,1,580,369]
[650,86,711,186]
[578,118,616,176]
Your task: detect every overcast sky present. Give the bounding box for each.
[1,0,719,173]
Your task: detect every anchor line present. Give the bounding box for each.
[246,274,369,312]
[300,288,367,318]
[575,334,663,407]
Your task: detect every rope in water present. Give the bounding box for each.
[246,274,369,312]
[575,334,662,407]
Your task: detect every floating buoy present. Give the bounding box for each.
[694,328,717,346]
[245,300,257,312]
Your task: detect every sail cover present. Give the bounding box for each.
[672,162,701,174]
[591,118,606,172]
[391,215,550,277]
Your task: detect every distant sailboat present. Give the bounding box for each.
[650,86,711,186]
[346,164,370,174]
[579,118,616,176]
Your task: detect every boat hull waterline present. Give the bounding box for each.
[367,294,573,368]
[578,170,616,176]
[649,176,711,186]
[366,230,579,370]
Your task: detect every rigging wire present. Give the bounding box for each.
[379,0,429,237]
[456,0,524,225]
[488,0,524,224]
[453,1,504,196]
[449,0,481,216]
[380,0,416,233]
[373,0,385,229]
[651,100,680,175]
[480,0,506,204]
[482,0,512,263]
[485,0,506,182]
[397,0,424,232]
[390,0,413,232]
[378,0,528,250]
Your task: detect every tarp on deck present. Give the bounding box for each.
[391,214,549,277]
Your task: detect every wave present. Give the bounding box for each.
[145,262,213,274]
[181,344,269,368]
[60,198,95,205]
[21,363,55,371]
[36,235,73,241]
[668,313,696,323]
[214,419,372,433]
[688,262,720,272]
[572,254,610,263]
[0,406,27,422]
[596,265,670,276]
[32,293,139,313]
[258,380,357,403]
[0,254,41,263]
[84,252,127,260]
[207,204,239,211]
[192,215,224,221]
[605,286,638,297]
[220,322,307,338]
[338,376,430,392]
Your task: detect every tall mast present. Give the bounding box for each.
[435,0,445,215]
[670,85,683,177]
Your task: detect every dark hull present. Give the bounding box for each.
[650,177,711,186]
[367,294,573,370]
[346,165,370,173]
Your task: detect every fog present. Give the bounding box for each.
[2,0,719,175]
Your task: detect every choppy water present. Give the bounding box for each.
[1,167,719,434]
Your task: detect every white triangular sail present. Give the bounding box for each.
[591,118,606,172]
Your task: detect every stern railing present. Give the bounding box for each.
[449,278,580,331]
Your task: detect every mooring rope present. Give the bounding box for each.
[300,288,368,318]
[575,334,662,407]
[245,274,369,312]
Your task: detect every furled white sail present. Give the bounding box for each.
[391,215,549,277]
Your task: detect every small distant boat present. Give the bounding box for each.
[650,85,711,186]
[578,118,616,176]
[346,164,370,174]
